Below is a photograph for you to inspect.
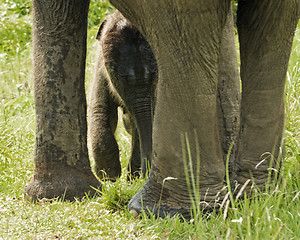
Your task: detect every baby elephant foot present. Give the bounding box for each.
[94,165,121,182]
[93,152,121,182]
[24,166,101,202]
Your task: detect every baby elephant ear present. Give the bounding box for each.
[96,19,107,41]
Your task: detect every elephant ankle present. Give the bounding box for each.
[24,166,101,202]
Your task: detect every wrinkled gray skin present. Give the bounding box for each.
[25,0,299,220]
[88,11,157,179]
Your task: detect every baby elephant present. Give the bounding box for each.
[88,11,157,180]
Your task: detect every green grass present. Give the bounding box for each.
[0,1,299,239]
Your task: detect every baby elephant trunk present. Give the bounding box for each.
[131,94,154,178]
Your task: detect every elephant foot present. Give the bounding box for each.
[128,177,191,219]
[233,168,279,199]
[93,153,121,181]
[128,170,226,220]
[24,166,101,202]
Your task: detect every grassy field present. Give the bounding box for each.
[0,1,299,239]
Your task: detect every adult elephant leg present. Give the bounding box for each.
[111,0,231,218]
[24,0,100,201]
[235,0,299,194]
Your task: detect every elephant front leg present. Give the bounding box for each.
[88,61,121,181]
[25,0,100,201]
[235,0,299,194]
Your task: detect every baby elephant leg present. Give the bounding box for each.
[88,60,121,181]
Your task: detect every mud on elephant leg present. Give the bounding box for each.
[25,0,100,201]
[235,0,299,195]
